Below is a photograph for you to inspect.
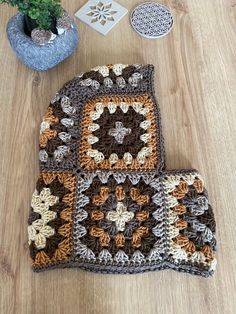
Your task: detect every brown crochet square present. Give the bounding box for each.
[79,95,159,171]
[73,172,164,265]
[76,176,158,256]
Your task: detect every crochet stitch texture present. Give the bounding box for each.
[28,64,217,277]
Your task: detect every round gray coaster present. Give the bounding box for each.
[130,2,173,39]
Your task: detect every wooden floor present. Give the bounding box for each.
[0,1,236,313]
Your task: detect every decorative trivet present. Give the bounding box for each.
[130,2,173,39]
[28,64,217,277]
[75,0,128,35]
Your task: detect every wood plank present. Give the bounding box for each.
[0,1,236,313]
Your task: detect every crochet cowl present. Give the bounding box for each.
[28,64,217,277]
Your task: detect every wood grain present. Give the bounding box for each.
[0,1,236,313]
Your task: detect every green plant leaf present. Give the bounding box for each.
[0,0,63,30]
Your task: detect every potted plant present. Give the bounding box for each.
[0,0,79,71]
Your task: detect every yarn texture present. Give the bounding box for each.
[28,64,216,277]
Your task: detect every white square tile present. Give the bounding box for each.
[75,0,128,35]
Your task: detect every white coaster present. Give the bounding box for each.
[75,0,128,35]
[130,2,173,39]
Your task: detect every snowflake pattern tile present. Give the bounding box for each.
[75,0,128,35]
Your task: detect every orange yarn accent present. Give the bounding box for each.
[89,226,110,247]
[172,181,189,199]
[115,232,125,248]
[100,232,110,247]
[130,188,150,205]
[34,251,51,266]
[39,129,57,148]
[202,245,213,261]
[61,196,73,208]
[79,95,158,171]
[136,211,149,221]
[91,210,105,220]
[89,226,104,237]
[172,204,187,215]
[183,241,196,256]
[193,179,204,193]
[115,186,126,201]
[92,187,110,205]
[58,223,71,238]
[39,106,59,148]
[174,219,188,230]
[60,207,72,222]
[44,106,59,124]
[174,234,189,247]
[52,238,71,262]
[132,226,149,248]
[59,174,76,191]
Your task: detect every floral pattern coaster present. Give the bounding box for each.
[130,2,173,39]
[75,0,128,35]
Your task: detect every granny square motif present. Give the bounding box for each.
[74,172,162,267]
[28,64,217,277]
[79,95,159,170]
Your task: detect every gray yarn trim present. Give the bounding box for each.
[32,259,214,278]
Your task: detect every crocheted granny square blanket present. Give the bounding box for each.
[28,64,217,277]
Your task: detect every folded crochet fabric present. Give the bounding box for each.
[28,64,217,277]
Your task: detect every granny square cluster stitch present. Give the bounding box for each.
[28,64,217,277]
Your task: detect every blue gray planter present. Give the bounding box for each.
[7,13,79,71]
